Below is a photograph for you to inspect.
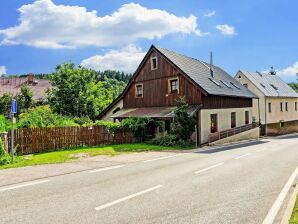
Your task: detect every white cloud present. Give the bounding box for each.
[0,0,204,49]
[216,24,237,36]
[0,66,7,75]
[277,62,298,78]
[81,44,145,73]
[204,11,216,17]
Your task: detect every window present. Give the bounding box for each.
[220,80,231,88]
[295,102,297,111]
[210,114,218,133]
[260,83,266,88]
[243,83,248,88]
[168,78,179,94]
[270,84,278,90]
[231,112,236,128]
[280,120,285,128]
[268,102,272,113]
[230,82,241,89]
[245,111,249,124]
[285,102,288,111]
[209,78,221,87]
[280,102,283,112]
[135,83,143,97]
[151,57,158,70]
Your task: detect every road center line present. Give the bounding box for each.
[95,185,163,211]
[143,154,184,163]
[234,153,251,160]
[0,179,50,192]
[88,165,125,173]
[194,162,225,174]
[262,166,298,224]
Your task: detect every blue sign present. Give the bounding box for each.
[11,99,17,114]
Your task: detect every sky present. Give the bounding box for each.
[0,0,297,82]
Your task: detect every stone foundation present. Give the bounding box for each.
[266,120,298,136]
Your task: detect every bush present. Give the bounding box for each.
[150,134,191,147]
[86,120,122,133]
[0,115,11,132]
[121,117,161,141]
[17,105,78,128]
[0,138,11,165]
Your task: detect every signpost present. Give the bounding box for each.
[11,99,17,162]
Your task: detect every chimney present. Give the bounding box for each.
[28,73,34,83]
[210,51,214,77]
[269,66,276,75]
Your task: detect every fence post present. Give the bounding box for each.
[0,132,9,152]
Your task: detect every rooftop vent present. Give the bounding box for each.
[269,66,276,75]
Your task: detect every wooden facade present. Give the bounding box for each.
[122,49,252,109]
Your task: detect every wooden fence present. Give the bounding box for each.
[7,126,135,155]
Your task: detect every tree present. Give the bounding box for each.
[171,97,196,141]
[0,93,13,118]
[289,83,298,93]
[15,85,34,114]
[47,63,123,120]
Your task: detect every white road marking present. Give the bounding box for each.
[195,162,225,174]
[262,166,298,224]
[88,165,125,173]
[234,153,251,160]
[95,185,163,211]
[143,154,184,163]
[0,179,50,192]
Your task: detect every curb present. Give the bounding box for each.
[281,182,298,224]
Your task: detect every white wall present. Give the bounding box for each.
[101,99,123,121]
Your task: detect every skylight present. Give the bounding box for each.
[270,84,278,90]
[260,83,266,88]
[230,82,240,89]
[220,80,231,88]
[209,78,221,87]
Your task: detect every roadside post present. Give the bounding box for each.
[11,99,17,162]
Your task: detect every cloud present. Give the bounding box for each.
[0,0,204,49]
[0,66,7,75]
[277,62,298,78]
[216,24,237,36]
[81,45,145,73]
[204,11,216,17]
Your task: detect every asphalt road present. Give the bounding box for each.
[0,135,298,224]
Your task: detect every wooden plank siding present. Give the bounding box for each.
[202,95,252,109]
[123,50,202,108]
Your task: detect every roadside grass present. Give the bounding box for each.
[289,193,298,224]
[0,143,193,170]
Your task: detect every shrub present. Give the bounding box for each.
[0,138,11,165]
[0,115,11,132]
[171,98,196,140]
[17,105,78,128]
[88,120,122,133]
[121,117,161,141]
[150,134,191,147]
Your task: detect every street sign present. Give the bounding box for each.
[11,99,17,114]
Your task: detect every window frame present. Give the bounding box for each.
[135,83,143,98]
[151,56,158,70]
[210,114,218,133]
[168,77,179,94]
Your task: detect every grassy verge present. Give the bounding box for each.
[289,193,298,224]
[0,143,192,170]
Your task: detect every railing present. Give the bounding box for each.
[208,122,260,144]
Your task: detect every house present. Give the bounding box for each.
[0,74,51,101]
[99,45,258,145]
[235,69,298,135]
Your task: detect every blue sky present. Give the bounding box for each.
[0,0,297,82]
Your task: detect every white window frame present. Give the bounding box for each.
[151,56,158,70]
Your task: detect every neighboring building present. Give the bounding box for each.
[99,45,258,144]
[235,70,298,135]
[0,74,51,101]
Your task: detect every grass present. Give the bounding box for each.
[289,193,298,224]
[0,143,191,170]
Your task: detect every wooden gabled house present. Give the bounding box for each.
[99,45,258,144]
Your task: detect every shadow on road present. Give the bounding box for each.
[271,134,298,140]
[197,140,270,154]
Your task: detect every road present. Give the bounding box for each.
[0,135,298,224]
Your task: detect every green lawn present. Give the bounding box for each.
[0,143,190,170]
[289,193,298,224]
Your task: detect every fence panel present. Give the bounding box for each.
[7,126,135,155]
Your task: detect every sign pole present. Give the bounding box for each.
[11,99,17,162]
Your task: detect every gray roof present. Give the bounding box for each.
[238,71,298,98]
[155,46,257,99]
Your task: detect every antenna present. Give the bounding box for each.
[210,51,214,77]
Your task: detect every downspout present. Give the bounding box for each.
[264,97,267,136]
[198,109,202,146]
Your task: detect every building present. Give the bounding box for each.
[235,70,298,135]
[99,45,258,145]
[0,74,51,101]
